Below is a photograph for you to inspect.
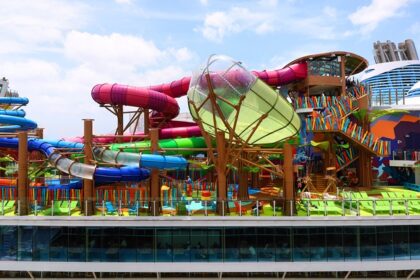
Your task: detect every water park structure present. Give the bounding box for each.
[0,50,419,278]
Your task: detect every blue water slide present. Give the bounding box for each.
[44,139,188,170]
[0,97,37,132]
[0,138,150,183]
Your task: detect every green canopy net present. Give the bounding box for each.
[187,55,301,145]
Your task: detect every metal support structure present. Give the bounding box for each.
[17,131,28,216]
[83,119,94,216]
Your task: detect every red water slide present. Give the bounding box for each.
[82,62,307,144]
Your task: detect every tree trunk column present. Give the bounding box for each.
[357,94,373,188]
[237,153,249,200]
[116,104,124,143]
[149,128,161,216]
[83,119,94,216]
[215,131,228,215]
[284,143,295,216]
[17,132,28,216]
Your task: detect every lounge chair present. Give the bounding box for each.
[395,193,420,213]
[325,200,343,215]
[2,200,15,214]
[42,201,66,216]
[128,202,139,216]
[105,201,118,215]
[59,200,79,215]
[380,192,406,214]
[356,193,389,215]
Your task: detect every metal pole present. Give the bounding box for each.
[273,200,276,216]
[256,200,259,216]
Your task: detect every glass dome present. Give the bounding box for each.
[188,55,301,145]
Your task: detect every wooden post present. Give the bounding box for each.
[144,109,150,135]
[237,153,249,200]
[357,95,373,189]
[35,128,44,139]
[116,104,124,143]
[35,128,45,186]
[215,131,228,215]
[83,119,94,216]
[284,142,295,216]
[340,55,346,96]
[17,132,28,215]
[149,128,161,216]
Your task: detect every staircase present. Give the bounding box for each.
[307,116,390,157]
[335,146,359,171]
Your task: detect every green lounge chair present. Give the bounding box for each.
[325,200,343,215]
[396,193,420,212]
[380,192,406,214]
[2,200,15,214]
[299,198,320,216]
[356,193,389,214]
[42,201,65,216]
[59,200,79,215]
[309,200,324,216]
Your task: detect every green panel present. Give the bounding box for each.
[110,137,207,157]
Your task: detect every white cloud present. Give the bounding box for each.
[197,2,345,42]
[258,0,278,7]
[348,0,410,33]
[410,22,420,35]
[198,7,274,42]
[0,0,87,54]
[64,31,164,69]
[199,0,208,6]
[323,6,337,18]
[1,29,195,138]
[115,0,132,4]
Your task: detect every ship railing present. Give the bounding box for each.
[1,198,420,217]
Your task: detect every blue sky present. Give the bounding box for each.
[1,0,419,138]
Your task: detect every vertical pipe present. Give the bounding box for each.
[83,119,94,216]
[388,89,391,105]
[284,143,294,216]
[17,131,28,216]
[149,128,160,216]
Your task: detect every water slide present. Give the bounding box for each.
[0,97,37,132]
[88,61,307,147]
[0,138,187,184]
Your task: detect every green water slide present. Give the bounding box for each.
[109,137,207,156]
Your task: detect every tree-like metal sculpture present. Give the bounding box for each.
[187,55,301,215]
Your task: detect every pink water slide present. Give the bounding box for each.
[71,62,307,143]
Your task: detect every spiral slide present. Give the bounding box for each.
[0,97,37,132]
[0,138,187,184]
[89,61,307,147]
